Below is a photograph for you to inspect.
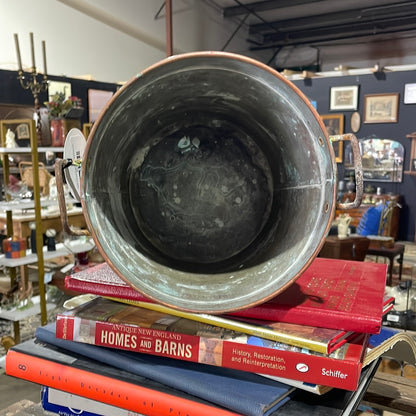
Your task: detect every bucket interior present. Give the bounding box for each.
[82,53,336,312]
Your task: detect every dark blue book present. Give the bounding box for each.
[41,386,142,416]
[35,323,295,416]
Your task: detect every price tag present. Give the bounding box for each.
[386,313,400,322]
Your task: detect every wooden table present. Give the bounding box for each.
[0,207,86,240]
[363,372,416,416]
[367,243,405,286]
[319,235,370,261]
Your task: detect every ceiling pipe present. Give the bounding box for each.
[165,0,173,56]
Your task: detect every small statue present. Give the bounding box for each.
[5,129,17,148]
[337,214,352,239]
[46,228,57,251]
[49,177,58,200]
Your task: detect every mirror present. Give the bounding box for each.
[344,137,404,182]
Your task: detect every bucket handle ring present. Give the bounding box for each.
[55,158,89,237]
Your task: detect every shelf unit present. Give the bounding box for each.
[0,240,92,343]
[0,197,78,212]
[0,146,64,154]
[0,125,64,335]
[0,242,92,268]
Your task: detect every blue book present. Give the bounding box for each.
[36,323,295,416]
[41,386,143,416]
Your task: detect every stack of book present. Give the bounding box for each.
[5,257,416,416]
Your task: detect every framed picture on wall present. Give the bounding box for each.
[364,93,399,123]
[320,113,344,163]
[404,83,416,104]
[83,122,93,139]
[48,81,72,101]
[330,85,359,110]
[88,89,114,122]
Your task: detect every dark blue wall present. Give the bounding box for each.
[0,69,118,127]
[292,70,416,242]
[1,68,415,241]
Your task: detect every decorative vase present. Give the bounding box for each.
[50,118,65,147]
[50,118,82,147]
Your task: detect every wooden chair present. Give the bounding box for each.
[366,200,404,286]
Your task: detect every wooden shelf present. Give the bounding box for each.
[0,294,55,322]
[0,147,64,154]
[0,198,78,212]
[0,242,93,268]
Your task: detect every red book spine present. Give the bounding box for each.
[56,314,366,391]
[64,259,388,334]
[231,306,380,334]
[64,273,144,301]
[5,350,240,416]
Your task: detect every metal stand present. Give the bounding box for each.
[13,32,49,326]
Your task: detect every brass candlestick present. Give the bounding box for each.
[14,32,48,145]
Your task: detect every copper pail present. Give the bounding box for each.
[61,52,362,313]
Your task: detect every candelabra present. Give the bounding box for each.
[14,32,48,145]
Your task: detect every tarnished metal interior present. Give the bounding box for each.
[81,52,337,313]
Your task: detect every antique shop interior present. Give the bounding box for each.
[1,1,416,415]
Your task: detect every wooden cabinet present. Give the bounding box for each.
[335,193,401,240]
[319,235,370,261]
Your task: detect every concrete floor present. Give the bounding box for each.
[0,367,41,411]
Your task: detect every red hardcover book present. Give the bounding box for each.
[5,339,241,416]
[55,296,369,391]
[65,258,389,334]
[58,296,356,355]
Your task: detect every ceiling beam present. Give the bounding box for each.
[249,15,416,49]
[222,0,322,18]
[249,1,416,34]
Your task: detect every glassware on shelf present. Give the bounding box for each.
[4,182,32,201]
[62,228,95,274]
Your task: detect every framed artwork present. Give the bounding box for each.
[404,83,416,104]
[0,118,36,148]
[364,93,399,123]
[83,122,93,139]
[330,85,359,110]
[88,89,114,122]
[0,103,51,146]
[321,113,344,163]
[48,81,72,101]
